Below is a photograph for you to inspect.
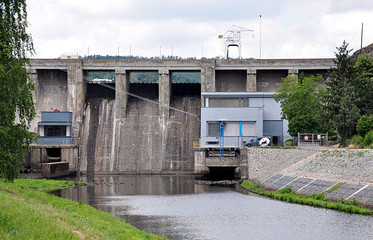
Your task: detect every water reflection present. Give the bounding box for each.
[59,175,373,240]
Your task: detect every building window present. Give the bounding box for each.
[208,122,220,137]
[45,126,67,137]
[209,98,248,107]
[242,122,255,136]
[224,122,240,136]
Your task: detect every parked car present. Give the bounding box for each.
[245,137,272,147]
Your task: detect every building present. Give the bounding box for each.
[37,111,73,145]
[200,92,290,149]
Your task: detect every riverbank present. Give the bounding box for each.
[246,148,373,209]
[241,180,373,215]
[0,179,167,240]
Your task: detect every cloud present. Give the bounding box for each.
[27,0,373,59]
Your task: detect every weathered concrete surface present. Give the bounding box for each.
[80,96,200,174]
[248,148,373,208]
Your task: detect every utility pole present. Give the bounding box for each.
[259,15,262,59]
[360,23,364,55]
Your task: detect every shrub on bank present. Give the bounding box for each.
[362,130,373,148]
[357,115,373,137]
[351,135,364,148]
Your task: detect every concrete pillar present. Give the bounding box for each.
[288,68,298,77]
[246,68,257,92]
[28,68,39,133]
[200,60,215,107]
[114,67,129,170]
[67,60,85,140]
[115,68,130,119]
[158,68,171,171]
[158,68,171,120]
[194,149,209,174]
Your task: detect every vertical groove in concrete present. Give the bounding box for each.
[86,99,100,178]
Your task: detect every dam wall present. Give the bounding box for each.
[78,96,200,174]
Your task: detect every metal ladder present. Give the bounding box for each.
[220,122,224,158]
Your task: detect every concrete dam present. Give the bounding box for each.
[28,58,334,176]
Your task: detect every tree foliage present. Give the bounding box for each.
[273,73,326,135]
[0,0,35,181]
[324,41,360,139]
[356,115,373,137]
[353,54,373,115]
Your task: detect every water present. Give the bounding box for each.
[58,175,373,240]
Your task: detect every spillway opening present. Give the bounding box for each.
[215,70,246,92]
[256,70,288,92]
[86,71,115,98]
[129,71,159,99]
[171,71,201,96]
[207,167,237,181]
[46,148,61,163]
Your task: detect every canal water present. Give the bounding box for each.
[58,175,373,240]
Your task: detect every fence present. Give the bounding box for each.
[297,132,328,149]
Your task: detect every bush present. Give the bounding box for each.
[351,135,363,147]
[362,130,373,148]
[357,115,373,136]
[285,139,293,147]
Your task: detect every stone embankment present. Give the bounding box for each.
[247,148,373,208]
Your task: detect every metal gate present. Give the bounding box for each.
[297,132,329,149]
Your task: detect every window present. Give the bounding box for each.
[45,126,66,137]
[242,122,255,136]
[209,98,248,107]
[208,122,255,137]
[208,122,220,137]
[224,122,240,136]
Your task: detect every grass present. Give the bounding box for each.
[241,180,373,215]
[0,178,167,240]
[326,182,345,193]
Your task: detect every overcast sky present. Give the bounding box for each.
[27,0,373,59]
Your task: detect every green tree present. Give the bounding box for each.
[354,54,373,115]
[356,115,373,137]
[324,41,359,139]
[273,73,326,135]
[0,0,36,181]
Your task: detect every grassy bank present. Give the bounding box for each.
[241,180,373,215]
[0,179,167,240]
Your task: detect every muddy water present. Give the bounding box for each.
[58,175,373,240]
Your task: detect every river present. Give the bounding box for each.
[58,175,373,240]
